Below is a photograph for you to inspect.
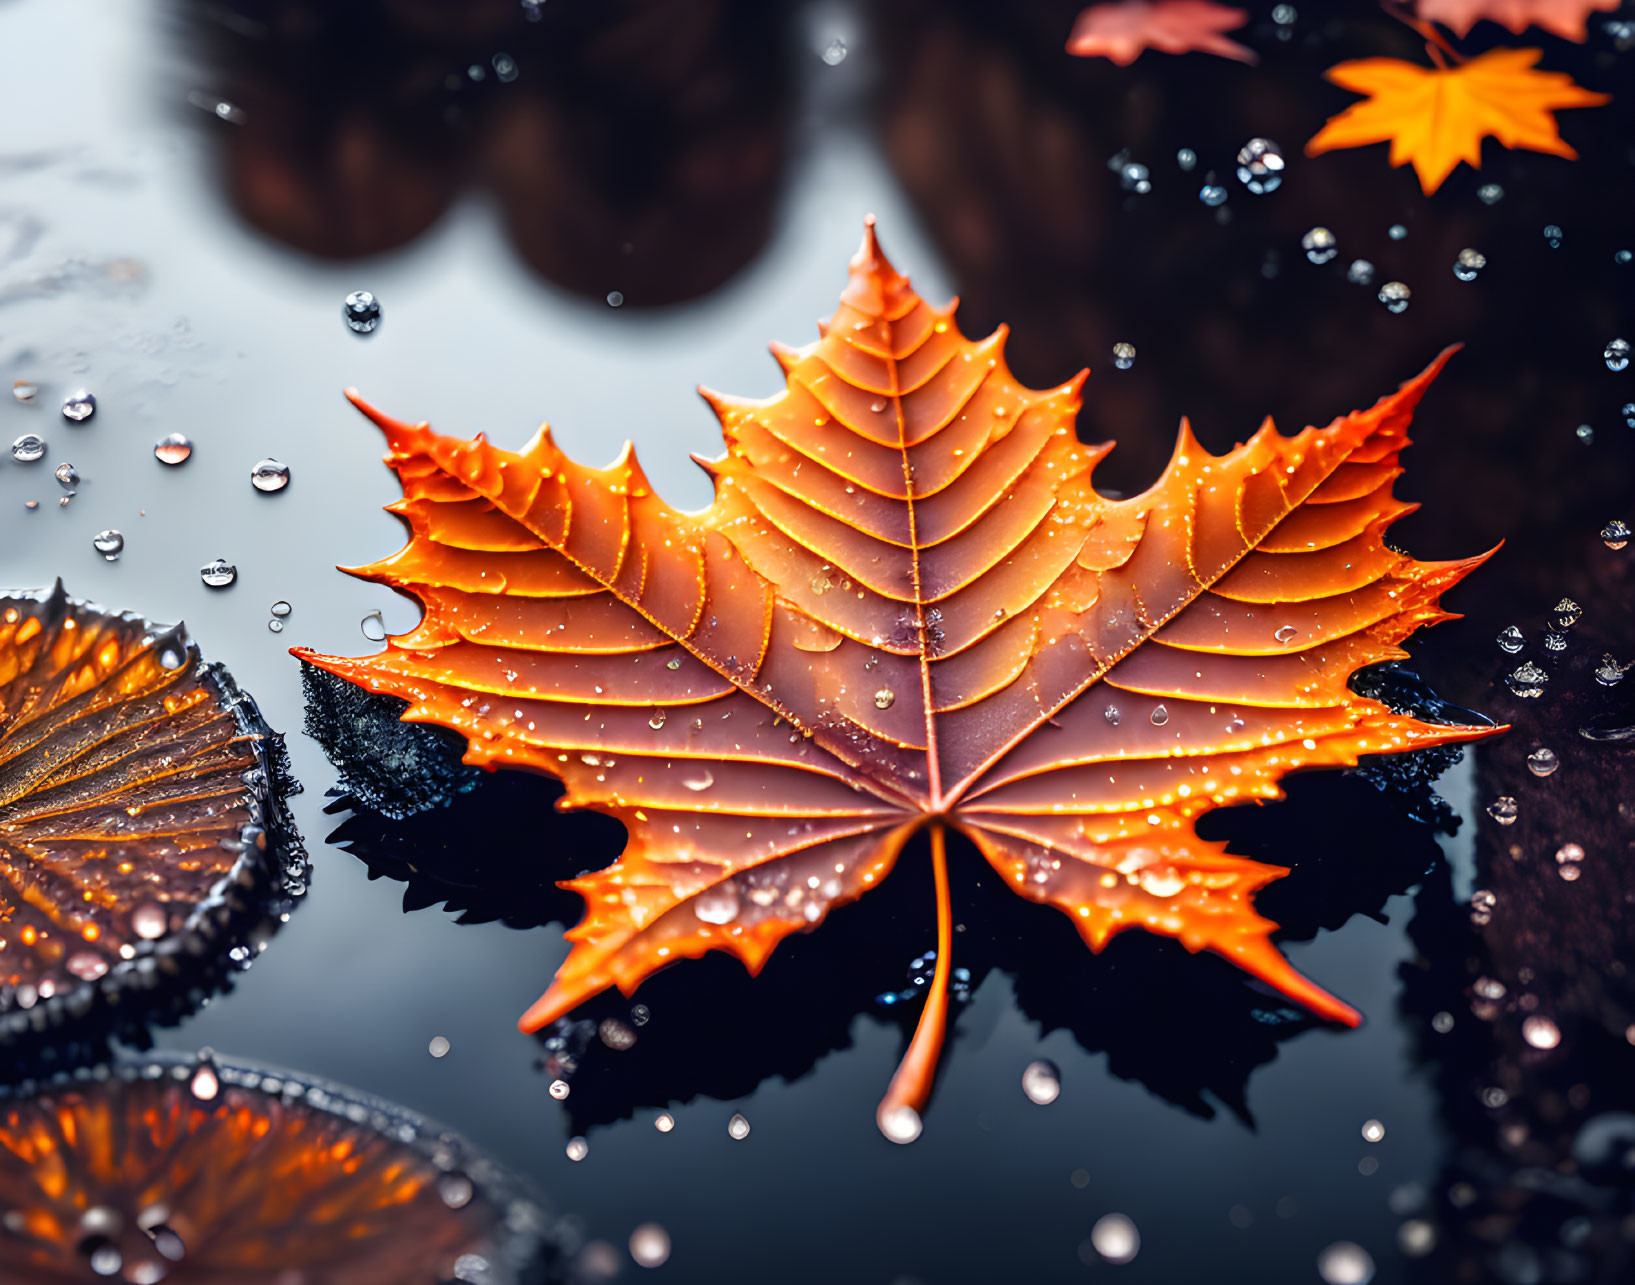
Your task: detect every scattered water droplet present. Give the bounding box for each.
[1552,597,1582,628]
[606,291,624,308]
[189,1053,219,1102]
[11,433,45,462]
[648,708,667,730]
[11,379,37,403]
[1522,1015,1561,1050]
[1089,1214,1140,1265]
[428,1035,450,1058]
[1119,162,1151,194]
[270,600,292,618]
[1273,624,1298,643]
[267,619,283,633]
[1487,796,1518,826]
[1618,249,1634,265]
[1273,4,1296,25]
[682,768,714,791]
[1606,338,1631,372]
[199,559,237,589]
[154,433,192,465]
[1477,183,1503,205]
[437,1174,473,1209]
[629,1223,670,1268]
[55,461,79,488]
[1317,1241,1375,1285]
[1103,704,1120,725]
[1235,138,1284,194]
[1149,704,1169,726]
[549,1078,570,1100]
[1021,1059,1061,1105]
[250,458,289,492]
[1593,654,1627,687]
[1543,223,1564,249]
[1111,342,1136,370]
[1176,148,1197,171]
[1301,227,1337,264]
[61,391,96,422]
[694,885,740,925]
[1378,281,1411,313]
[1505,662,1548,697]
[343,290,381,334]
[873,687,895,709]
[1602,519,1630,549]
[1199,183,1229,207]
[565,1136,588,1162]
[1345,259,1375,285]
[1496,625,1524,653]
[92,530,123,561]
[1526,747,1559,777]
[1452,248,1485,281]
[1577,423,1595,445]
[361,611,387,641]
[655,1112,674,1132]
[1361,1119,1385,1143]
[1556,842,1585,882]
[727,1113,751,1140]
[820,37,848,65]
[1387,224,1407,241]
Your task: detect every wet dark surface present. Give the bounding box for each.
[1,1,1632,1282]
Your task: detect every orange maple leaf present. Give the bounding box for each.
[296,220,1500,1137]
[1066,0,1256,65]
[1417,0,1621,41]
[1305,47,1609,194]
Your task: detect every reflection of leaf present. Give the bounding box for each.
[0,585,305,1062]
[1305,49,1609,195]
[1416,0,1621,41]
[1066,1,1255,65]
[0,1053,560,1284]
[297,218,1498,1136]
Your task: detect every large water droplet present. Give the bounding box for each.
[154,433,192,465]
[1089,1214,1140,1265]
[1522,1015,1561,1050]
[61,391,96,422]
[92,530,124,560]
[873,687,895,709]
[1505,661,1547,698]
[1606,338,1631,372]
[1199,183,1228,207]
[1477,183,1503,205]
[727,1113,751,1140]
[343,290,381,334]
[1487,796,1518,826]
[1378,281,1411,313]
[1317,1241,1375,1285]
[189,1052,220,1102]
[1301,227,1337,264]
[1345,259,1375,285]
[1602,519,1630,549]
[629,1223,671,1268]
[1176,148,1197,171]
[565,1136,588,1162]
[1526,746,1559,777]
[1119,162,1151,194]
[250,458,289,492]
[1021,1059,1061,1105]
[1452,248,1485,281]
[200,558,237,589]
[820,37,848,65]
[10,433,45,462]
[1594,654,1627,687]
[1361,1119,1385,1143]
[11,379,37,403]
[1496,625,1524,653]
[428,1035,450,1058]
[1234,138,1284,194]
[1111,342,1136,370]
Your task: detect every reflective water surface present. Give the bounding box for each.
[1,2,1631,1282]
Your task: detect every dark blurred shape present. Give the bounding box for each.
[1399,596,1635,1284]
[0,585,306,1080]
[174,0,794,305]
[0,1052,567,1283]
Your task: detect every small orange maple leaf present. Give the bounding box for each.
[1305,47,1609,194]
[297,220,1501,1137]
[1417,0,1621,42]
[1067,0,1256,65]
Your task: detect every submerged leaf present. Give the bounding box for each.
[1416,0,1621,41]
[0,585,303,1057]
[0,1054,560,1283]
[1305,48,1610,195]
[297,219,1501,1133]
[1066,0,1256,65]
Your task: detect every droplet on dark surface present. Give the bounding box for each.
[1346,259,1375,285]
[1112,342,1136,370]
[1496,625,1524,653]
[1606,338,1631,372]
[1452,248,1485,281]
[1234,138,1284,194]
[1301,227,1337,264]
[1378,282,1411,314]
[820,37,848,66]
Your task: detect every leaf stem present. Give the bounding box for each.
[875,823,952,1143]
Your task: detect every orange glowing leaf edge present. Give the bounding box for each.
[1304,47,1610,195]
[294,218,1503,1137]
[1066,0,1257,65]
